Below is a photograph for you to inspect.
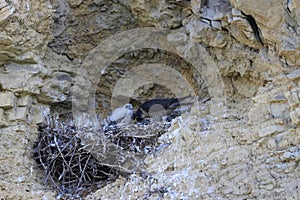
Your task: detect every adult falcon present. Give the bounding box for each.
[133,95,194,122]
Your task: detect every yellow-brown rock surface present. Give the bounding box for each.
[0,0,299,199]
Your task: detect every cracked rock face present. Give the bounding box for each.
[0,0,299,199]
[125,0,188,28]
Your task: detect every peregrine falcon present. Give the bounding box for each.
[133,95,193,122]
[103,103,134,131]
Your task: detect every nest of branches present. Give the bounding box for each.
[104,121,171,153]
[32,118,119,199]
[32,116,171,199]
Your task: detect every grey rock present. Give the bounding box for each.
[287,69,300,80]
[290,108,300,125]
[258,125,285,137]
[0,72,42,93]
[0,92,15,108]
[0,2,15,23]
[0,108,4,124]
[38,72,72,103]
[6,107,28,122]
[17,96,32,107]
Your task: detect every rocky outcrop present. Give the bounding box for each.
[0,0,299,199]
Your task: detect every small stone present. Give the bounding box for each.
[260,183,274,190]
[280,151,299,162]
[93,0,104,5]
[5,63,45,74]
[191,0,202,13]
[15,107,28,121]
[0,108,4,123]
[211,20,222,29]
[30,105,49,124]
[38,73,72,103]
[17,95,32,107]
[284,88,300,108]
[269,102,289,119]
[258,125,285,137]
[0,124,27,133]
[290,108,300,125]
[55,72,71,81]
[69,0,83,7]
[270,94,287,102]
[6,107,28,122]
[0,72,42,93]
[231,8,242,16]
[287,69,300,79]
[14,52,41,64]
[167,31,187,42]
[0,92,16,108]
[0,4,15,23]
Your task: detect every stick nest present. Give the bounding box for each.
[32,116,171,199]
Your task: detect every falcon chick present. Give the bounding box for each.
[104,103,134,130]
[109,103,134,125]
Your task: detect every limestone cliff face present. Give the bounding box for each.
[0,0,299,199]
